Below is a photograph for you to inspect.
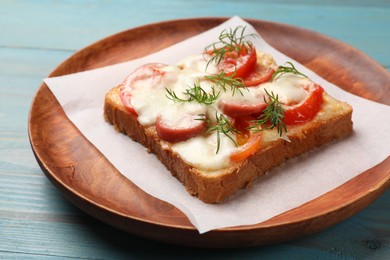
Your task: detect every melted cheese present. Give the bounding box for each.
[261,74,310,105]
[177,54,219,74]
[173,132,238,170]
[129,66,208,125]
[219,86,263,105]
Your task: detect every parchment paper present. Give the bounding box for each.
[44,17,390,233]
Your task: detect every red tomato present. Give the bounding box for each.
[243,67,275,87]
[119,63,166,115]
[283,83,325,125]
[123,63,166,85]
[232,115,255,145]
[230,133,262,162]
[209,45,257,79]
[156,114,206,143]
[229,116,262,162]
[209,45,275,87]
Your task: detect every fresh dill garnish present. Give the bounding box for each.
[197,112,240,154]
[165,81,220,105]
[205,72,248,96]
[248,89,287,136]
[272,62,308,81]
[204,26,257,69]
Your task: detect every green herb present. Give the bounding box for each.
[204,26,257,69]
[197,112,240,154]
[272,62,308,81]
[205,72,248,96]
[165,81,220,105]
[248,89,287,136]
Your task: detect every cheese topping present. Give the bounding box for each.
[130,66,209,125]
[262,74,310,105]
[173,132,238,170]
[177,54,219,74]
[124,55,316,171]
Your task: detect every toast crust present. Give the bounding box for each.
[104,86,353,203]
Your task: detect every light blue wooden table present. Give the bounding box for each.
[1,0,389,258]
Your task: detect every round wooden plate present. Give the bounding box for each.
[28,18,390,248]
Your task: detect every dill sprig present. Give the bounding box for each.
[248,89,287,136]
[205,72,248,96]
[204,26,257,69]
[272,62,308,81]
[197,112,240,154]
[165,81,220,105]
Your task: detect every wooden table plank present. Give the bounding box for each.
[1,1,389,65]
[0,191,389,259]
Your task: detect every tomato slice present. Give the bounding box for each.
[283,83,325,125]
[232,115,255,145]
[207,45,257,79]
[229,116,262,162]
[230,133,262,162]
[156,114,206,143]
[243,67,275,87]
[119,63,166,116]
[125,63,166,84]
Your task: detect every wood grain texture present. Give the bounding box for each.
[2,0,390,67]
[28,18,390,248]
[1,0,390,258]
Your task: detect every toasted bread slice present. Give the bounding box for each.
[104,85,353,203]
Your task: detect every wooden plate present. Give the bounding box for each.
[28,18,390,248]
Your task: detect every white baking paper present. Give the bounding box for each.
[44,16,390,233]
